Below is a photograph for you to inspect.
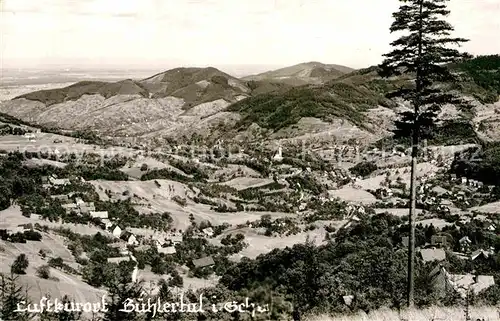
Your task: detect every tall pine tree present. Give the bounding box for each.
[0,273,33,321]
[379,0,471,307]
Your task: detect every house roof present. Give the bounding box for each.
[62,203,78,209]
[158,246,176,254]
[459,236,471,243]
[107,256,130,264]
[420,248,446,262]
[50,178,70,185]
[471,249,490,260]
[120,231,133,240]
[203,227,214,233]
[342,295,354,306]
[192,256,215,268]
[50,194,69,200]
[89,211,108,218]
[135,245,150,251]
[168,235,183,243]
[432,186,449,195]
[448,274,495,297]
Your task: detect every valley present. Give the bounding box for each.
[0,56,499,321]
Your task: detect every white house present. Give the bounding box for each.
[127,234,138,246]
[107,256,130,264]
[202,227,214,237]
[168,234,183,245]
[112,225,123,238]
[24,133,36,140]
[158,246,176,254]
[350,215,360,222]
[155,237,167,248]
[80,203,95,214]
[459,236,471,245]
[62,203,79,214]
[90,211,109,219]
[273,146,283,162]
[49,177,70,186]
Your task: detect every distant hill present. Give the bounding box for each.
[226,80,395,131]
[224,56,500,144]
[139,67,252,108]
[242,62,355,86]
[1,56,498,146]
[0,67,255,139]
[15,80,149,106]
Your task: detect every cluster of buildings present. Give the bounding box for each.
[24,132,37,142]
[429,264,495,299]
[407,230,497,299]
[42,175,71,188]
[0,223,35,236]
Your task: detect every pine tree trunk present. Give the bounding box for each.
[407,0,424,308]
[407,130,419,307]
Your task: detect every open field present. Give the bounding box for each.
[209,226,327,261]
[220,177,275,190]
[89,179,295,231]
[472,201,500,214]
[0,133,138,158]
[0,206,113,236]
[328,188,377,204]
[0,237,105,307]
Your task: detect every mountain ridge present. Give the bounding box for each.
[1,56,499,146]
[242,61,355,86]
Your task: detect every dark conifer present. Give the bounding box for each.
[379,0,471,307]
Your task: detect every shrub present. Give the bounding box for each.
[38,249,47,258]
[11,254,29,274]
[36,265,51,279]
[349,161,377,177]
[48,257,65,269]
[9,233,26,243]
[23,230,42,241]
[172,196,187,206]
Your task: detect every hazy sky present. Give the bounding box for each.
[1,0,499,72]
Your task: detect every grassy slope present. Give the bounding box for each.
[141,67,250,108]
[14,80,149,106]
[450,54,500,104]
[227,55,500,134]
[227,69,397,131]
[242,62,355,84]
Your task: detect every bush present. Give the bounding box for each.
[48,257,64,269]
[349,161,377,177]
[172,196,187,206]
[36,265,51,279]
[11,254,29,274]
[23,230,42,241]
[140,163,148,171]
[9,233,26,243]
